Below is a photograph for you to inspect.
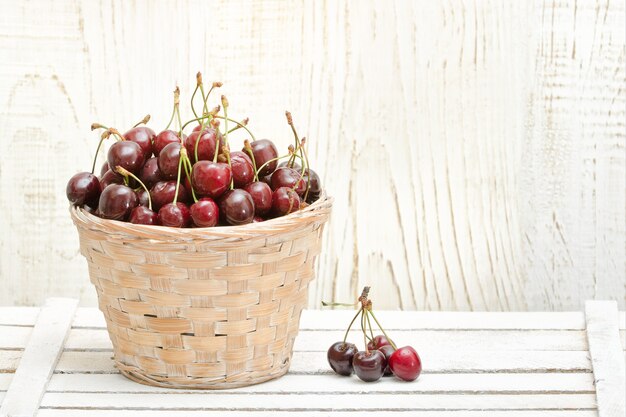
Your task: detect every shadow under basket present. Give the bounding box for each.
[70,193,332,389]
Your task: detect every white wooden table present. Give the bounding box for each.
[0,299,624,417]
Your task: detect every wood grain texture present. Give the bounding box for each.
[0,0,623,310]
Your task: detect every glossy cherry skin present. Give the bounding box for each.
[100,161,110,177]
[158,202,191,228]
[303,168,322,203]
[98,184,138,220]
[124,126,155,158]
[66,172,101,207]
[389,346,421,381]
[353,350,386,382]
[129,206,158,225]
[107,141,145,175]
[154,130,183,156]
[191,161,232,199]
[247,139,278,176]
[270,167,306,195]
[230,151,254,188]
[367,335,393,351]
[253,216,265,223]
[139,157,162,189]
[99,170,124,190]
[327,342,358,376]
[150,181,189,211]
[244,181,272,216]
[218,189,255,225]
[260,173,273,186]
[136,189,150,207]
[157,142,183,180]
[190,198,219,227]
[271,187,301,217]
[185,128,220,162]
[378,345,395,376]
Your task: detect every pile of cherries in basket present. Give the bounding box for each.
[327,287,422,382]
[65,73,322,227]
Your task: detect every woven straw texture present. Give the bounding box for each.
[70,194,332,389]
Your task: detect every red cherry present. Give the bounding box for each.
[157,142,183,180]
[270,166,306,195]
[98,184,138,220]
[158,202,191,228]
[99,170,124,190]
[378,345,395,376]
[139,157,162,189]
[135,189,150,207]
[99,161,110,177]
[129,206,158,225]
[123,126,155,158]
[389,346,422,381]
[271,187,300,217]
[66,172,100,207]
[150,181,189,211]
[107,141,145,175]
[303,168,322,203]
[185,128,221,162]
[230,151,254,188]
[352,350,386,382]
[244,181,272,216]
[191,161,232,199]
[154,130,183,156]
[190,198,219,227]
[327,342,359,376]
[367,335,392,351]
[260,173,273,186]
[218,189,255,225]
[253,216,265,223]
[247,139,278,176]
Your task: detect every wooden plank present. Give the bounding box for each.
[0,308,40,326]
[39,392,598,410]
[0,375,11,391]
[0,298,78,417]
[36,411,600,417]
[585,301,626,417]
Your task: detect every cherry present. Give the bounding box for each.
[388,346,422,381]
[124,126,155,158]
[99,170,124,190]
[353,350,386,382]
[158,202,191,228]
[327,342,358,376]
[253,216,265,222]
[98,184,138,220]
[230,151,254,188]
[271,187,300,217]
[157,142,183,180]
[243,181,272,216]
[270,166,306,195]
[139,157,162,189]
[260,173,273,186]
[151,181,189,211]
[191,161,232,199]
[303,168,322,203]
[66,172,101,207]
[107,141,145,175]
[367,335,393,351]
[278,161,301,170]
[247,139,278,176]
[154,130,183,156]
[218,189,255,225]
[190,198,219,227]
[129,206,158,225]
[136,189,150,207]
[378,345,395,376]
[100,161,110,177]
[185,128,220,162]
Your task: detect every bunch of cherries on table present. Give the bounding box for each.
[327,287,422,382]
[66,73,322,227]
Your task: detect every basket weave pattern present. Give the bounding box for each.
[71,195,332,389]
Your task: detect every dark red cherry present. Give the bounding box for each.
[185,128,221,162]
[278,160,301,170]
[327,342,358,376]
[191,161,232,199]
[135,189,150,207]
[230,151,254,188]
[260,173,273,186]
[353,350,386,382]
[218,189,255,225]
[270,167,306,195]
[124,126,155,158]
[158,202,190,228]
[244,181,272,216]
[99,161,110,177]
[303,168,322,203]
[247,139,278,176]
[389,346,422,381]
[107,141,145,175]
[99,170,124,190]
[98,184,138,220]
[190,198,219,227]
[139,157,162,189]
[271,187,300,217]
[154,130,183,156]
[129,206,158,225]
[66,172,101,207]
[253,216,265,223]
[378,345,395,376]
[150,181,189,211]
[367,335,393,351]
[157,142,182,180]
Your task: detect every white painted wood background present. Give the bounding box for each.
[0,0,624,310]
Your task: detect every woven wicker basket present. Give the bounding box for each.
[70,194,332,389]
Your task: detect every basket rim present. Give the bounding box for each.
[70,191,332,241]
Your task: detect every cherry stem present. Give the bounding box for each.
[108,128,125,142]
[90,130,111,174]
[243,140,258,181]
[115,166,152,210]
[190,85,200,120]
[299,138,312,202]
[361,310,370,353]
[180,114,255,141]
[285,111,300,167]
[213,115,256,141]
[227,118,248,134]
[221,96,233,189]
[165,87,180,131]
[133,114,150,128]
[183,156,198,203]
[364,308,375,341]
[342,308,362,344]
[193,113,211,163]
[173,147,187,204]
[321,301,358,307]
[368,309,397,350]
[291,139,308,195]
